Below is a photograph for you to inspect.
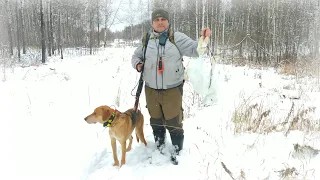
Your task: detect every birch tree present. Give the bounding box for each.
[195,0,199,40]
[5,0,14,56]
[40,0,46,63]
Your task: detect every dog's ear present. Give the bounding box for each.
[102,107,111,121]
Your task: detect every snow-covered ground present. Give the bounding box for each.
[1,46,320,180]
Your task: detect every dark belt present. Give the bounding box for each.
[147,82,184,91]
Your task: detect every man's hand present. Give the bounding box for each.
[200,28,211,37]
[136,63,143,72]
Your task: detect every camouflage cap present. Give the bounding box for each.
[151,9,169,22]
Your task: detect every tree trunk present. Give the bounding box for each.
[16,2,21,60]
[272,0,276,58]
[214,0,219,53]
[315,0,320,57]
[202,0,205,28]
[5,0,14,56]
[49,1,54,55]
[89,9,94,55]
[206,0,209,28]
[40,0,46,63]
[222,8,225,47]
[210,0,214,49]
[46,2,51,57]
[58,11,63,59]
[187,2,190,37]
[97,0,100,47]
[20,0,26,54]
[104,13,108,47]
[195,0,199,40]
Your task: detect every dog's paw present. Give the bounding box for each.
[120,160,126,167]
[112,161,119,166]
[126,147,132,152]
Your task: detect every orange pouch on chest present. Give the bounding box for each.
[158,57,164,74]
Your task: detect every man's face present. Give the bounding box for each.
[152,17,169,33]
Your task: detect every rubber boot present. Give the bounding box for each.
[153,130,166,153]
[170,133,184,165]
[150,117,166,153]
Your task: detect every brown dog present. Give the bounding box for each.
[84,105,147,167]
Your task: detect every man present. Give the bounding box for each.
[131,8,211,165]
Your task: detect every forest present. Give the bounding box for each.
[0,0,319,72]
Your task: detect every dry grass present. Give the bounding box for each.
[288,107,317,130]
[292,143,320,160]
[276,167,298,179]
[232,99,318,134]
[232,100,274,134]
[278,57,320,78]
[221,161,235,180]
[279,61,297,75]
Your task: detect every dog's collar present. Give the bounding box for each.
[103,109,116,127]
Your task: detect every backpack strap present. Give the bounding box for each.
[168,29,183,59]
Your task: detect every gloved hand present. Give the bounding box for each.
[200,27,211,37]
[197,37,209,55]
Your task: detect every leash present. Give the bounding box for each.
[132,72,144,121]
[132,32,150,121]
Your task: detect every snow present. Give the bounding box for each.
[1,46,320,180]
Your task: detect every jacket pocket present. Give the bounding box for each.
[142,60,154,83]
[174,61,184,80]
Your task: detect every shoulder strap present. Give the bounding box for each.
[168,29,175,45]
[168,29,182,58]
